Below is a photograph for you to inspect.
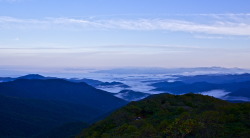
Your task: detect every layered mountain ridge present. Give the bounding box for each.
[0,78,127,137]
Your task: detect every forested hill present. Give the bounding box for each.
[0,79,127,112]
[78,93,250,138]
[0,79,127,138]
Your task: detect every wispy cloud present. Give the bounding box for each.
[0,45,188,55]
[0,47,99,54]
[193,35,228,39]
[1,44,249,55]
[1,14,250,36]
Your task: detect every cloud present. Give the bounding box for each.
[193,35,228,39]
[0,47,100,54]
[199,89,230,98]
[1,14,250,36]
[0,46,187,55]
[1,42,249,56]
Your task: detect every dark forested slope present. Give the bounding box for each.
[0,79,127,111]
[0,79,127,138]
[79,93,250,138]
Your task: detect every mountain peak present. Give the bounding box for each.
[18,74,46,79]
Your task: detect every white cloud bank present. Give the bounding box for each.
[200,90,230,98]
[1,14,250,36]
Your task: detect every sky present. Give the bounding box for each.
[0,0,250,69]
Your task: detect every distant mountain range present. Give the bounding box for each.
[150,73,250,101]
[152,81,250,94]
[2,73,250,102]
[93,67,250,75]
[0,74,130,88]
[177,73,250,84]
[0,74,57,82]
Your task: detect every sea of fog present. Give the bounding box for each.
[1,67,250,101]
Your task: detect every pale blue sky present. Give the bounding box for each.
[0,0,250,69]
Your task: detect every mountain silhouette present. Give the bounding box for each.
[0,79,127,137]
